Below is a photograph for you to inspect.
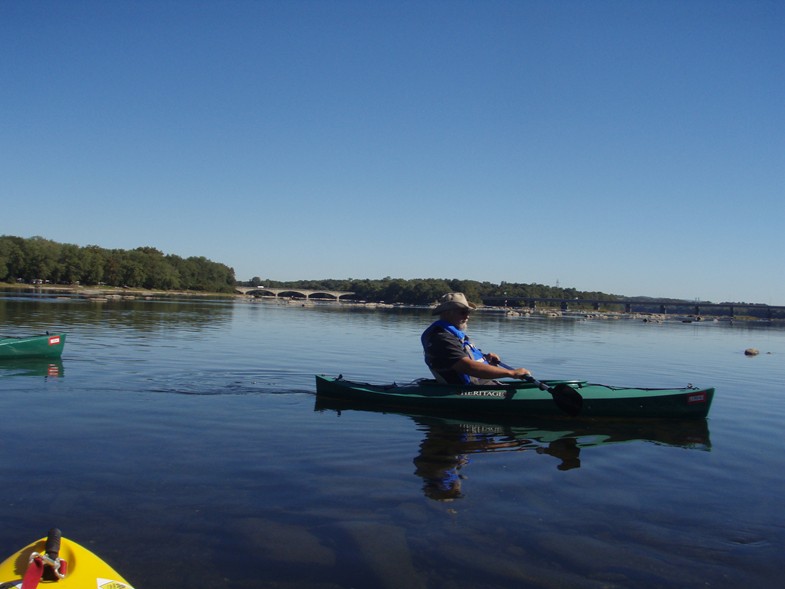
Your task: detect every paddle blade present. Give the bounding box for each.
[513,371,583,416]
[550,384,583,416]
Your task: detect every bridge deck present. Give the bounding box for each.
[236,287,354,300]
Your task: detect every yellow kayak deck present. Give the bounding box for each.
[0,532,134,589]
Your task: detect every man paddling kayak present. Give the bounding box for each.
[421,292,531,385]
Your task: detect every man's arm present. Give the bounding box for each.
[452,357,530,380]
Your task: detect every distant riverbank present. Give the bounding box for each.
[3,283,781,323]
[0,282,237,300]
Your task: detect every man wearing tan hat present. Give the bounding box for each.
[421,292,531,385]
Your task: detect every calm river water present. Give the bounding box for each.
[1,292,783,589]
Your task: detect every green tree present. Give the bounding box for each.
[58,243,84,284]
[120,250,147,287]
[82,246,106,284]
[25,236,59,282]
[0,236,26,281]
[103,250,123,286]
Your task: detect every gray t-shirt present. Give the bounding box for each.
[421,323,497,384]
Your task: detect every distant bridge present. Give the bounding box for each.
[236,287,355,301]
[482,297,784,319]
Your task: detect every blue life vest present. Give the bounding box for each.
[421,320,487,384]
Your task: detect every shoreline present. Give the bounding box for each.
[1,282,238,299]
[2,283,780,323]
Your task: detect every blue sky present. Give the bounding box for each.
[2,0,783,304]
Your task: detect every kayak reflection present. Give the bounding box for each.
[314,398,710,501]
[413,418,584,500]
[0,358,64,378]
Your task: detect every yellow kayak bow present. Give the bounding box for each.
[0,528,134,589]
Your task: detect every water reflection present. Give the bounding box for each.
[411,418,582,500]
[315,398,710,500]
[0,358,64,378]
[0,293,234,334]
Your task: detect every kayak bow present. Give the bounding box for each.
[0,333,66,360]
[0,528,134,589]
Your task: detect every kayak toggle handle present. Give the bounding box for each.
[29,528,68,580]
[28,553,68,580]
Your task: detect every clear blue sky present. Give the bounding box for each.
[2,0,783,304]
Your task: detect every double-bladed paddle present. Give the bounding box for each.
[498,362,583,416]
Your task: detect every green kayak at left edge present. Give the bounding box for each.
[0,333,66,360]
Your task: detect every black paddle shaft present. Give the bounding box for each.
[498,363,583,416]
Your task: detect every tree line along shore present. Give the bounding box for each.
[0,235,621,303]
[2,236,778,320]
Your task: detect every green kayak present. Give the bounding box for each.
[315,374,714,419]
[0,333,66,359]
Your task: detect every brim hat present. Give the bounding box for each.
[432,292,477,315]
